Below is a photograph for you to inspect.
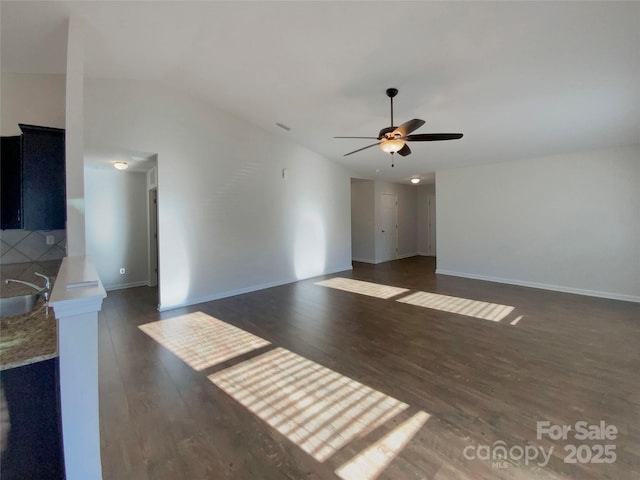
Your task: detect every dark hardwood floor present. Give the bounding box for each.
[99,256,640,480]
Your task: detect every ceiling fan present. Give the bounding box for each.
[335,88,463,167]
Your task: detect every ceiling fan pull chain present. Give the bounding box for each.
[391,152,395,168]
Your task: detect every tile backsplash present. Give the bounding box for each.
[0,229,66,265]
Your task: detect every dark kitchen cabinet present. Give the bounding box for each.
[20,124,66,230]
[0,359,65,480]
[0,136,22,229]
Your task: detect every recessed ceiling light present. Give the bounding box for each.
[411,178,420,184]
[114,161,128,170]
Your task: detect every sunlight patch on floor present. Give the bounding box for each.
[139,312,270,370]
[397,291,514,322]
[209,347,408,462]
[315,277,409,300]
[335,410,430,480]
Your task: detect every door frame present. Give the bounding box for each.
[148,187,159,288]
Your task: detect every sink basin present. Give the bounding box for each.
[0,294,41,318]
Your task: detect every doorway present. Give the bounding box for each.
[427,192,436,256]
[148,188,159,288]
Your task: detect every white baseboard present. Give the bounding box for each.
[352,257,376,264]
[105,280,149,292]
[435,269,640,303]
[355,254,419,265]
[158,264,353,312]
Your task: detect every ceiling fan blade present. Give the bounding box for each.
[405,133,463,141]
[334,136,379,139]
[397,144,411,156]
[343,141,381,156]
[392,119,425,137]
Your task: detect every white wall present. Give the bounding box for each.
[85,168,149,290]
[417,183,436,256]
[84,78,352,310]
[374,181,418,262]
[0,73,66,135]
[436,145,640,302]
[350,179,375,263]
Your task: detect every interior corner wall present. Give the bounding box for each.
[436,145,640,302]
[374,181,418,262]
[84,78,352,310]
[84,168,149,290]
[350,179,375,263]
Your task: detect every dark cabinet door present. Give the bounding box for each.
[20,124,66,230]
[1,136,22,229]
[0,359,65,480]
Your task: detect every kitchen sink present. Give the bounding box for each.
[0,294,41,318]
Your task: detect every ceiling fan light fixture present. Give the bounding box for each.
[411,177,421,184]
[114,161,129,170]
[335,88,463,159]
[380,139,405,154]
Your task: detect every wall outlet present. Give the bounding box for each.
[46,235,55,245]
[119,268,125,275]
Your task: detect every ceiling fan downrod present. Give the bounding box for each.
[387,88,398,127]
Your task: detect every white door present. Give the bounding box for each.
[380,193,397,262]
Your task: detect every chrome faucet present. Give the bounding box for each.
[5,272,51,301]
[35,272,51,290]
[4,278,44,292]
[5,272,52,316]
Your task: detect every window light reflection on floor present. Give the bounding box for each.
[397,291,514,322]
[138,312,270,370]
[315,277,409,300]
[209,347,408,462]
[335,410,430,480]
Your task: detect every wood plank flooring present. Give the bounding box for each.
[99,256,640,480]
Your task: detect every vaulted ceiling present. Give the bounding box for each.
[2,1,639,183]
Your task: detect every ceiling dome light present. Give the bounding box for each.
[411,178,420,184]
[379,139,405,154]
[114,161,128,170]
